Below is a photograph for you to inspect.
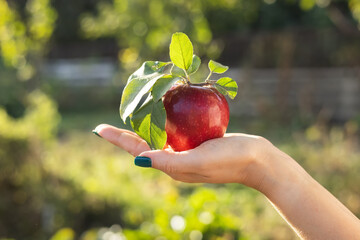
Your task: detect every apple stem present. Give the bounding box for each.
[183,78,191,85]
[190,80,216,86]
[191,83,209,86]
[182,69,192,85]
[205,71,213,81]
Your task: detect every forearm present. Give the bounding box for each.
[259,146,360,239]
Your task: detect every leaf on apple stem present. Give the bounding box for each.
[169,32,193,70]
[130,99,167,150]
[152,75,180,102]
[171,55,201,78]
[120,61,168,122]
[171,65,187,78]
[215,77,238,99]
[187,55,201,75]
[208,60,229,74]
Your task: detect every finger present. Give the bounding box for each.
[94,124,150,156]
[138,150,205,174]
[94,123,139,137]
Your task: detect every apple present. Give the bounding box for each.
[163,84,229,151]
[119,32,237,151]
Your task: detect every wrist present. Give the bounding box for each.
[241,137,309,196]
[256,142,311,199]
[235,136,277,189]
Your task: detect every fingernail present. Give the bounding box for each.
[134,156,152,168]
[92,130,102,138]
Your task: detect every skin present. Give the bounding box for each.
[94,124,360,240]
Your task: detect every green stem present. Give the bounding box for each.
[180,76,188,84]
[183,69,191,85]
[205,71,213,82]
[170,64,174,73]
[190,80,216,87]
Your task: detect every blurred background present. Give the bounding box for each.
[0,0,360,239]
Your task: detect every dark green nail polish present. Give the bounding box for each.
[92,130,102,138]
[134,156,152,168]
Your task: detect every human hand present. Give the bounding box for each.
[93,124,276,191]
[93,124,360,239]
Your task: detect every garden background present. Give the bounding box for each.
[1,0,360,239]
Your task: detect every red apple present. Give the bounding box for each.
[163,84,229,151]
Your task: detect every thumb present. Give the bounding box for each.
[135,150,199,174]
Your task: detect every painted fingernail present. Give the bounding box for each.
[134,156,152,168]
[92,130,102,138]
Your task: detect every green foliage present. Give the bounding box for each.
[0,91,60,142]
[130,99,167,150]
[169,32,194,71]
[119,61,168,123]
[187,55,202,75]
[171,65,187,78]
[151,76,180,102]
[300,0,316,11]
[78,0,360,72]
[215,77,238,99]
[0,0,56,80]
[27,0,57,45]
[80,0,213,70]
[208,60,229,74]
[349,0,360,24]
[0,0,57,144]
[170,55,202,78]
[0,7,59,237]
[0,91,60,239]
[49,228,75,240]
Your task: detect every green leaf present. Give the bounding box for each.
[171,55,200,78]
[171,65,186,78]
[127,61,168,82]
[187,55,201,75]
[169,32,193,70]
[119,61,167,122]
[130,99,167,150]
[152,75,180,102]
[208,60,229,74]
[215,77,238,99]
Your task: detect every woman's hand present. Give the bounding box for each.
[93,124,274,191]
[93,124,360,239]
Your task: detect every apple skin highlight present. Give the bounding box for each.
[163,84,230,151]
